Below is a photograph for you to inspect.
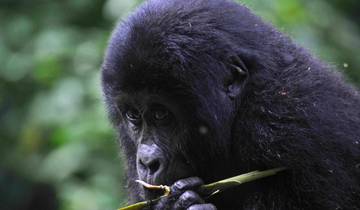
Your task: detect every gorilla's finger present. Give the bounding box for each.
[187,204,217,210]
[171,177,204,194]
[174,190,204,210]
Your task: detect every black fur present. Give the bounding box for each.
[102,0,360,209]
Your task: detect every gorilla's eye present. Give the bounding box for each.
[153,108,169,121]
[125,108,141,122]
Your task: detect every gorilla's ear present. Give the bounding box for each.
[226,55,248,99]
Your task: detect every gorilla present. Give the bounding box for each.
[101,0,360,209]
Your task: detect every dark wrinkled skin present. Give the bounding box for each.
[101,0,360,209]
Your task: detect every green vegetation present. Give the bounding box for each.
[0,0,359,210]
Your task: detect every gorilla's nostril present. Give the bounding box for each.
[148,160,160,174]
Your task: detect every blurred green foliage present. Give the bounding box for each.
[0,0,359,210]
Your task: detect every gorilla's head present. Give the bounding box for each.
[101,0,259,190]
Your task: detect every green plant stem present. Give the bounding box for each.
[118,167,286,210]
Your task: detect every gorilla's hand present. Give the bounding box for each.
[152,177,216,210]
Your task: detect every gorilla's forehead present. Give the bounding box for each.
[118,67,192,93]
[116,90,178,108]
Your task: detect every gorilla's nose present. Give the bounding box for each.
[138,144,164,176]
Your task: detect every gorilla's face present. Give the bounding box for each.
[112,64,243,199]
[117,92,194,187]
[103,46,248,199]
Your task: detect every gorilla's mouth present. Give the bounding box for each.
[143,187,164,200]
